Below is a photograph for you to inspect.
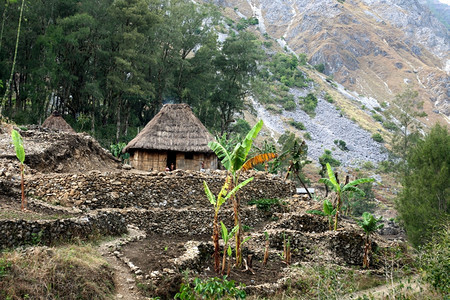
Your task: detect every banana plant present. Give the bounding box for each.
[11,129,26,210]
[220,222,239,275]
[306,199,336,230]
[204,176,253,274]
[319,163,374,230]
[208,119,277,266]
[358,212,384,268]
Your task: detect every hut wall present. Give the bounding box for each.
[130,150,167,171]
[131,150,217,171]
[175,153,217,171]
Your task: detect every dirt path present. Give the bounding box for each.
[344,275,423,299]
[97,225,148,300]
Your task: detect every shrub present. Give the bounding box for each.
[333,139,348,151]
[419,224,449,297]
[372,114,383,122]
[303,132,312,140]
[175,276,246,300]
[248,198,286,212]
[283,100,296,111]
[266,104,282,114]
[301,93,318,115]
[324,92,334,103]
[288,119,306,130]
[372,133,384,143]
[314,63,325,73]
[382,121,397,131]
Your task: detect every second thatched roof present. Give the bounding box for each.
[42,112,76,134]
[123,104,215,153]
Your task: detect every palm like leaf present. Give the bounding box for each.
[346,178,375,187]
[11,129,25,163]
[342,186,365,197]
[325,163,339,191]
[203,181,216,206]
[208,141,231,170]
[225,177,254,201]
[241,153,278,171]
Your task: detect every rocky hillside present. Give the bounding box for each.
[212,0,449,122]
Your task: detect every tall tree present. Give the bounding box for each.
[396,124,449,246]
[387,86,427,172]
[211,32,262,134]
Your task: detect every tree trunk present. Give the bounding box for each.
[116,99,122,143]
[213,212,220,273]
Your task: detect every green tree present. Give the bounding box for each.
[395,124,449,246]
[387,86,427,171]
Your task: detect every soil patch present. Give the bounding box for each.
[122,234,287,288]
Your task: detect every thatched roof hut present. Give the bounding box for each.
[42,111,76,134]
[123,104,217,171]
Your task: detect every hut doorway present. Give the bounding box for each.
[167,151,176,170]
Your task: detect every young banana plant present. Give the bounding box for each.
[11,129,26,210]
[358,212,384,268]
[204,176,254,274]
[319,163,374,230]
[307,198,336,230]
[220,222,239,275]
[208,119,277,266]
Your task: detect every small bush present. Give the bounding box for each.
[361,161,375,170]
[288,119,306,130]
[382,121,397,131]
[300,93,318,115]
[419,224,450,297]
[266,104,282,114]
[372,133,384,143]
[334,139,348,151]
[248,198,286,212]
[283,100,297,111]
[372,114,383,122]
[324,92,334,103]
[175,276,246,300]
[314,63,325,73]
[303,132,312,140]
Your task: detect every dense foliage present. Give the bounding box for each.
[0,0,262,145]
[395,124,449,247]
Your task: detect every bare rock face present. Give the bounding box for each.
[214,0,449,118]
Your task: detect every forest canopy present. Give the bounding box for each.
[0,0,262,145]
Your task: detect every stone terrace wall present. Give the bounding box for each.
[119,206,271,236]
[0,210,127,249]
[27,170,296,210]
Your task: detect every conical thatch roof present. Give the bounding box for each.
[42,111,76,134]
[123,104,214,153]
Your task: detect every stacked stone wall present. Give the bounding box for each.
[0,210,127,249]
[27,170,296,210]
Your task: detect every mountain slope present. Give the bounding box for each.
[212,0,449,123]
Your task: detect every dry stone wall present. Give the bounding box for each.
[27,170,296,210]
[0,210,127,249]
[118,206,270,236]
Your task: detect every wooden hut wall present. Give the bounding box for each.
[175,153,217,170]
[130,150,168,171]
[130,150,218,171]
